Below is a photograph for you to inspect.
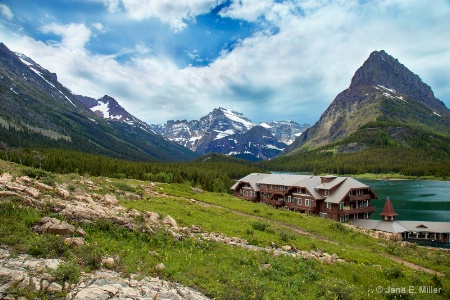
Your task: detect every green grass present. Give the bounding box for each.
[1,162,449,299]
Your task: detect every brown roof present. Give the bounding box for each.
[380,197,398,217]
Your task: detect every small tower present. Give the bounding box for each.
[380,197,398,221]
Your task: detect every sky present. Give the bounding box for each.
[0,0,449,125]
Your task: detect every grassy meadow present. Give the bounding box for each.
[0,160,449,299]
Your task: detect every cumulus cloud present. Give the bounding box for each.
[0,4,14,20]
[102,0,221,31]
[92,22,107,33]
[40,23,92,50]
[1,0,449,125]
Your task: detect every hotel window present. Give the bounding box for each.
[358,189,363,196]
[287,196,292,203]
[340,202,344,210]
[327,202,332,209]
[364,212,369,219]
[305,199,311,206]
[296,198,302,205]
[324,190,329,196]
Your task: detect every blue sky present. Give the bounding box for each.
[0,0,449,125]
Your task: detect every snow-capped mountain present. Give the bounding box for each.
[0,42,196,162]
[75,95,155,134]
[260,120,309,145]
[151,107,309,160]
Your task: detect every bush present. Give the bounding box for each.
[384,266,403,279]
[316,278,357,300]
[113,182,136,193]
[21,167,54,179]
[328,222,347,232]
[251,222,271,232]
[53,259,80,283]
[279,232,295,243]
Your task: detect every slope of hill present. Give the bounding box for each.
[0,159,448,299]
[0,42,197,162]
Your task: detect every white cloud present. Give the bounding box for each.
[100,0,121,13]
[104,0,221,31]
[1,0,449,126]
[92,22,106,33]
[0,4,14,21]
[40,23,92,50]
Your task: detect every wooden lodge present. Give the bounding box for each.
[231,173,379,222]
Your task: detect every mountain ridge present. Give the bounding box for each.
[151,107,309,160]
[0,42,197,162]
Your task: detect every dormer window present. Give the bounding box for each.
[324,189,329,196]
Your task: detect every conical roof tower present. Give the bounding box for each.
[380,197,398,221]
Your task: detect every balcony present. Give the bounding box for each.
[242,196,259,203]
[347,194,371,201]
[339,206,376,215]
[262,199,285,207]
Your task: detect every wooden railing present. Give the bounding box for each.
[339,206,376,215]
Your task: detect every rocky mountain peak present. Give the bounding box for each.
[151,108,308,160]
[286,50,450,153]
[350,50,447,114]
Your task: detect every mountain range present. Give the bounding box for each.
[1,41,449,170]
[151,108,308,160]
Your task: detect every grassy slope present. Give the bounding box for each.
[0,160,449,299]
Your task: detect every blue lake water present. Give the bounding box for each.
[357,179,450,222]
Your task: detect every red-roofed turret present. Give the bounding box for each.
[380,197,398,221]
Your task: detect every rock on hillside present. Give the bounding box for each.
[0,247,210,300]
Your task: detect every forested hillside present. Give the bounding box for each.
[0,147,263,192]
[260,118,450,178]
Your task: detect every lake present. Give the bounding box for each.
[357,179,450,222]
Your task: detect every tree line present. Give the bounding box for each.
[0,145,264,193]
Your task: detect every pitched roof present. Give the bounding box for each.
[315,177,347,190]
[257,174,311,186]
[352,219,450,234]
[380,197,398,217]
[230,173,270,191]
[352,219,409,233]
[324,177,374,204]
[397,221,450,233]
[293,176,323,199]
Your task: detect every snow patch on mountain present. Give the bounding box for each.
[91,101,110,118]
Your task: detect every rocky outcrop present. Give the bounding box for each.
[0,247,210,300]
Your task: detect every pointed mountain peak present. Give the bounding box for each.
[350,50,410,89]
[98,95,117,104]
[349,50,448,114]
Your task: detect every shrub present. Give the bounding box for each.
[384,266,403,279]
[316,278,357,300]
[279,232,295,243]
[53,259,80,283]
[113,182,136,192]
[328,222,347,232]
[251,222,271,232]
[21,167,54,179]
